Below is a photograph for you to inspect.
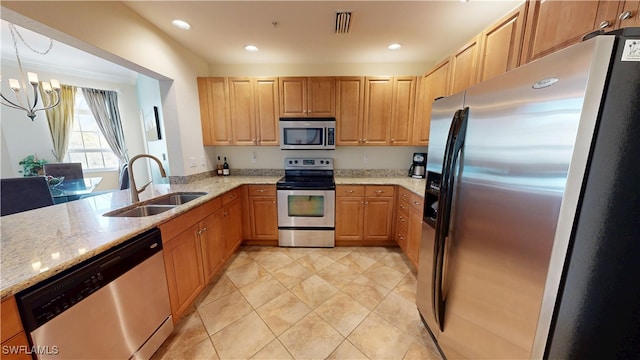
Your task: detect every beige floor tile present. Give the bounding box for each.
[347,313,413,360]
[197,275,237,308]
[199,290,253,335]
[249,249,295,273]
[151,310,209,359]
[279,312,344,359]
[225,250,254,271]
[256,292,311,336]
[211,311,275,359]
[393,272,418,303]
[341,275,391,310]
[240,274,288,308]
[316,261,359,289]
[336,252,377,273]
[378,251,413,274]
[327,340,369,360]
[363,263,406,290]
[315,292,370,337]
[251,339,293,360]
[271,261,314,289]
[297,252,336,272]
[374,291,425,341]
[172,338,219,360]
[403,339,443,360]
[225,260,268,288]
[291,274,339,308]
[318,247,354,261]
[355,247,391,261]
[282,247,317,260]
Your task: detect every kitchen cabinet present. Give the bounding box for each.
[160,189,242,322]
[616,1,640,28]
[1,296,30,360]
[336,185,395,245]
[335,76,365,145]
[389,76,417,145]
[361,76,416,145]
[477,3,527,83]
[228,77,280,146]
[520,0,622,63]
[198,77,232,145]
[450,35,481,95]
[245,185,278,243]
[279,77,335,117]
[395,187,424,268]
[414,59,451,146]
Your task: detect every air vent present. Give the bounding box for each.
[335,12,352,34]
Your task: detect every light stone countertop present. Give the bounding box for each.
[0,175,425,299]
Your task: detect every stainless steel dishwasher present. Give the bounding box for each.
[16,228,173,360]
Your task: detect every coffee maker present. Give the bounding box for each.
[408,152,427,178]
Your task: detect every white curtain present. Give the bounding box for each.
[81,88,128,164]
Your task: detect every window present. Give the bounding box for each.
[66,91,119,170]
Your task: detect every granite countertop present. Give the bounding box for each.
[0,175,425,299]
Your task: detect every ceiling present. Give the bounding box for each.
[1,1,523,78]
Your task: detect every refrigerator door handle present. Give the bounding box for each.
[433,107,469,331]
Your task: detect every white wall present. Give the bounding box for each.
[2,1,210,177]
[136,74,169,184]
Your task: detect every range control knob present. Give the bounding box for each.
[320,160,324,164]
[294,160,299,164]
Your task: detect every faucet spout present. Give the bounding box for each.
[128,154,167,203]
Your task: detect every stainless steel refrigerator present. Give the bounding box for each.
[416,28,640,359]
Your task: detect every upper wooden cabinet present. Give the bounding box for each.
[477,3,527,83]
[390,76,417,146]
[520,0,622,63]
[449,35,481,95]
[616,1,640,27]
[335,76,365,145]
[200,77,279,146]
[198,77,232,145]
[279,77,335,117]
[414,59,451,146]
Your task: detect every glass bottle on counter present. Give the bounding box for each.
[223,157,230,176]
[217,156,223,176]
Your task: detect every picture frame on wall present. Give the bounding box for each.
[143,106,162,141]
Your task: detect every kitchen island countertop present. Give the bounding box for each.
[0,175,425,299]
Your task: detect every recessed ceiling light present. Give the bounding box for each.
[244,45,259,52]
[388,43,402,51]
[172,19,191,30]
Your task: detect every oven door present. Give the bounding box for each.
[277,189,335,228]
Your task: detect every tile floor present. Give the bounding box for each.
[152,246,443,360]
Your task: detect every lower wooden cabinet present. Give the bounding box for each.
[160,189,242,323]
[396,187,424,268]
[1,296,30,360]
[245,185,278,243]
[336,185,395,245]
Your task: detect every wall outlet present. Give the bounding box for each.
[200,157,206,166]
[363,154,369,163]
[251,152,257,163]
[189,157,196,168]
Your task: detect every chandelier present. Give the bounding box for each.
[0,23,61,121]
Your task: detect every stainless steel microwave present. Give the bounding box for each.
[279,118,336,150]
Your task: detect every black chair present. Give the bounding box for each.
[44,162,84,180]
[1,177,54,216]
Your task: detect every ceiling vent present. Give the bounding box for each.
[335,12,352,34]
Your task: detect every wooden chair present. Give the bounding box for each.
[43,163,84,180]
[1,177,54,216]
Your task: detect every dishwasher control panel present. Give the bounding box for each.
[16,228,163,331]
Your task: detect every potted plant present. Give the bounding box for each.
[18,155,48,177]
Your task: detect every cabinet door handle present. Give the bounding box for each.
[257,189,266,192]
[346,189,354,193]
[402,194,408,198]
[375,190,385,194]
[400,205,407,210]
[201,227,207,233]
[414,201,422,206]
[619,11,633,21]
[224,211,228,216]
[598,20,611,29]
[400,217,406,222]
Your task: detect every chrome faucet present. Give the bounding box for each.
[128,154,167,203]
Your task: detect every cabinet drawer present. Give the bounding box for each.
[409,193,424,214]
[336,185,365,197]
[397,199,410,218]
[396,211,409,231]
[222,187,242,205]
[396,223,408,248]
[398,186,412,202]
[365,185,395,197]
[247,184,276,196]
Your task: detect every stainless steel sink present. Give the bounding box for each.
[103,192,207,217]
[104,205,176,217]
[146,192,208,206]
